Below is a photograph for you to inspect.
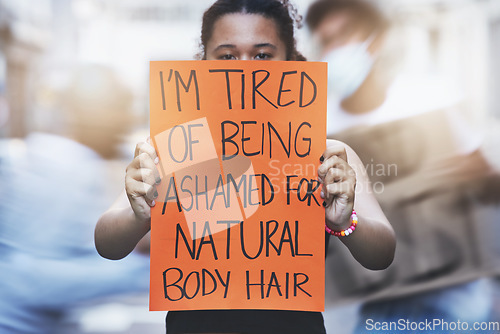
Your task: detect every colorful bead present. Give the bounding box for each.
[324,210,358,237]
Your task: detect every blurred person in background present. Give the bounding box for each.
[0,64,150,334]
[306,0,500,332]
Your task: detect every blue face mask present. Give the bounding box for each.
[322,34,376,100]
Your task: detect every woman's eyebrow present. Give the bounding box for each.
[214,44,236,51]
[254,43,277,49]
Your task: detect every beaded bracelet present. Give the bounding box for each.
[325,210,358,237]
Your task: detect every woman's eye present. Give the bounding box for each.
[220,54,236,60]
[254,53,271,60]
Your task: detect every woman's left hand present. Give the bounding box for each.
[318,143,356,231]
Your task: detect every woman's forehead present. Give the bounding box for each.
[208,13,283,48]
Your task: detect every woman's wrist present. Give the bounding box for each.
[325,210,358,237]
[325,206,353,231]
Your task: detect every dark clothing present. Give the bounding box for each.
[166,309,326,334]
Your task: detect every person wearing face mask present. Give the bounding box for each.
[322,32,376,100]
[306,0,500,333]
[309,0,392,137]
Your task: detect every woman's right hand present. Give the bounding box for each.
[125,139,161,224]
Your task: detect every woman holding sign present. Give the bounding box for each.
[95,0,395,333]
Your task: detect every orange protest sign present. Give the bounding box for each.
[149,60,327,312]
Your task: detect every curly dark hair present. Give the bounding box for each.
[199,0,305,61]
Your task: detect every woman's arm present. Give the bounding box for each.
[95,141,160,260]
[319,139,395,270]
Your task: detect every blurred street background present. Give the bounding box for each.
[0,0,500,333]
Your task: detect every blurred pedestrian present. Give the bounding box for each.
[0,65,150,334]
[306,0,500,332]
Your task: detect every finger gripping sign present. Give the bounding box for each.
[150,60,327,312]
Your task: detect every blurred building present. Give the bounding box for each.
[1,0,500,146]
[0,0,51,137]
